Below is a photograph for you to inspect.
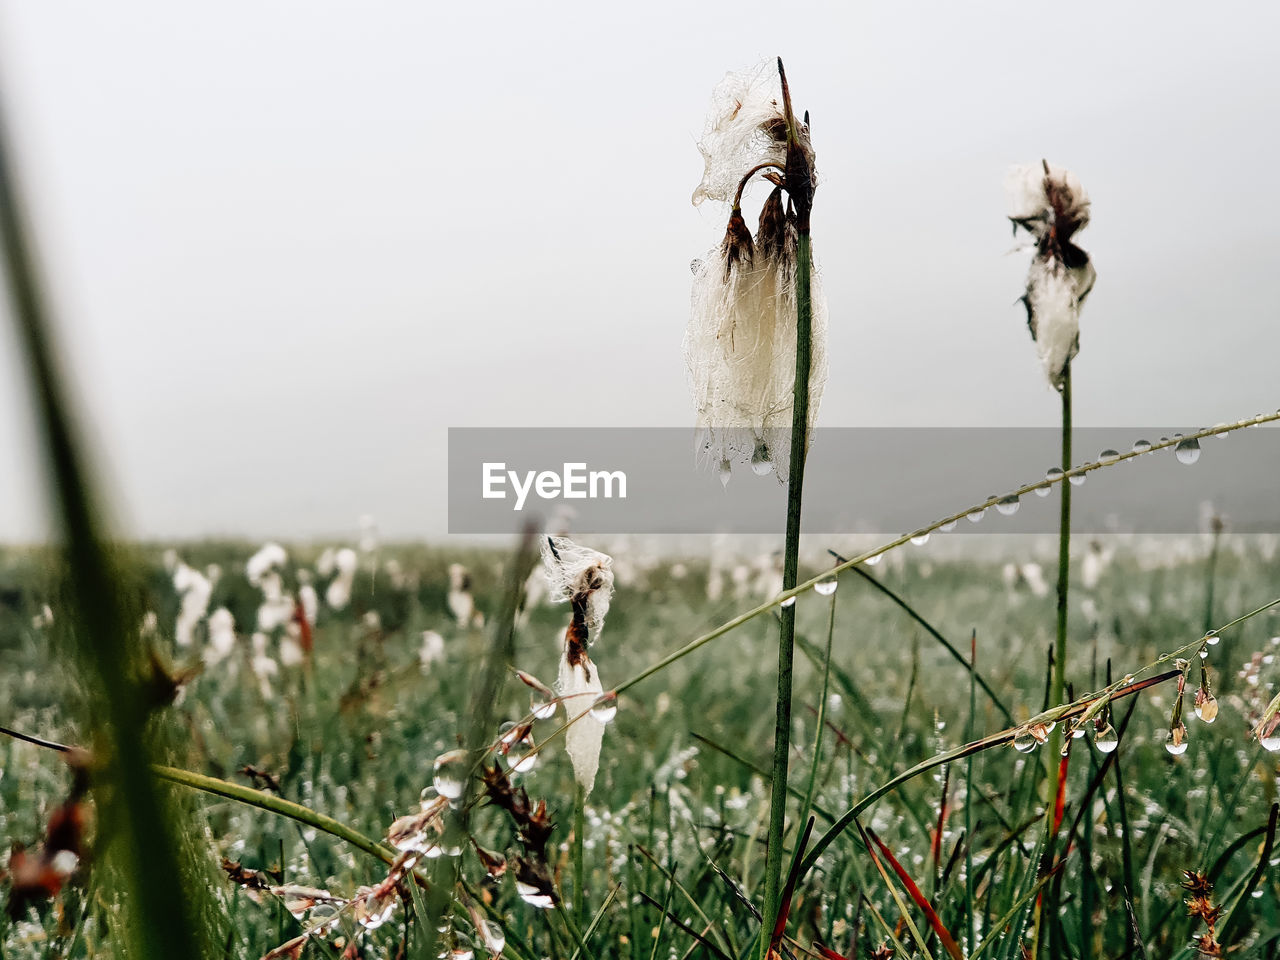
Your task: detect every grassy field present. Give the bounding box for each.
[1,533,1277,959]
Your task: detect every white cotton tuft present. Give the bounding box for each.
[1024,259,1088,388]
[172,561,212,648]
[1005,162,1090,237]
[692,62,790,207]
[685,242,828,479]
[326,548,358,610]
[541,537,615,643]
[246,542,287,586]
[557,656,605,795]
[204,607,237,668]
[1007,161,1095,390]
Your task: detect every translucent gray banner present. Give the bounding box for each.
[447,427,1280,535]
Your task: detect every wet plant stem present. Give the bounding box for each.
[1037,364,1072,955]
[574,784,587,929]
[761,229,814,959]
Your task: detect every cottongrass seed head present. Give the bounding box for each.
[686,59,828,480]
[542,536,615,795]
[1007,160,1096,390]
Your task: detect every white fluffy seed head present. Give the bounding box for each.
[1007,161,1095,390]
[686,234,829,478]
[557,656,605,795]
[692,61,790,207]
[541,537,614,643]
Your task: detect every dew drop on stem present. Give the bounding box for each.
[433,749,468,800]
[750,441,773,476]
[996,495,1020,516]
[1132,439,1152,453]
[1175,437,1201,464]
[815,576,838,596]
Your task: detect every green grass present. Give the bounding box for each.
[2,535,1278,958]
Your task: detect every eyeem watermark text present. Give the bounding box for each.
[482,462,628,511]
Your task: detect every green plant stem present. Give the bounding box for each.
[0,100,198,958]
[796,594,1280,883]
[761,228,814,957]
[574,784,587,929]
[153,764,395,865]
[1037,364,1072,956]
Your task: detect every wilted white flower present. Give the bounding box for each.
[543,537,615,795]
[687,60,826,480]
[691,62,794,207]
[1007,161,1095,390]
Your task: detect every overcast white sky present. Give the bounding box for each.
[1,2,1277,542]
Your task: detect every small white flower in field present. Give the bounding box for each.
[204,607,237,668]
[419,629,445,669]
[687,59,827,479]
[172,560,212,647]
[1007,160,1095,390]
[448,563,485,628]
[297,580,318,626]
[316,547,337,577]
[543,537,615,795]
[325,547,358,610]
[246,542,287,586]
[250,631,278,698]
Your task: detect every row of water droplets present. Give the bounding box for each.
[765,413,1280,610]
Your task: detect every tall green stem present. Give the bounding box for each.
[1038,363,1072,955]
[761,229,814,956]
[0,102,199,957]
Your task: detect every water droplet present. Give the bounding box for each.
[864,554,882,566]
[939,519,958,532]
[1165,740,1189,756]
[910,531,931,546]
[419,785,438,806]
[1070,723,1086,739]
[1175,438,1201,464]
[1093,724,1119,753]
[1205,631,1220,646]
[996,495,1021,517]
[1215,423,1230,437]
[1194,694,1218,723]
[1260,735,1280,753]
[719,460,732,488]
[433,749,468,800]
[815,577,839,596]
[1068,472,1086,487]
[591,691,618,723]
[1132,439,1152,454]
[1012,729,1039,753]
[750,441,773,476]
[1256,414,1268,424]
[780,595,796,607]
[967,507,986,522]
[509,751,538,773]
[1045,467,1064,484]
[531,698,557,720]
[1099,449,1120,461]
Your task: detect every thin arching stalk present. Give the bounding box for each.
[761,227,814,957]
